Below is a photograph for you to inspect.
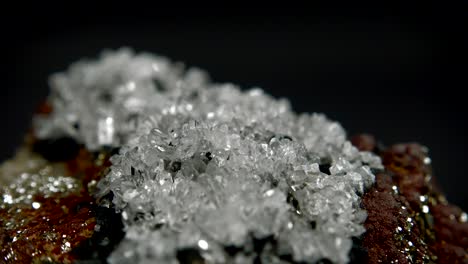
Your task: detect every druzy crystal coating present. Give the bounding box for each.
[33,49,383,264]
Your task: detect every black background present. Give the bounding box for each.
[2,4,467,210]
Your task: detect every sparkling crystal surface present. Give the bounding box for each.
[34,49,383,264]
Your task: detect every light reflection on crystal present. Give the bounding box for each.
[98,117,115,146]
[460,212,467,223]
[1,173,80,207]
[198,239,209,250]
[61,241,71,253]
[423,157,431,165]
[422,205,429,214]
[3,194,13,204]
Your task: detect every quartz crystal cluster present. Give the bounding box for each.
[32,48,384,264]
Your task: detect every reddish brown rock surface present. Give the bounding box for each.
[0,193,95,263]
[353,135,468,264]
[0,137,113,263]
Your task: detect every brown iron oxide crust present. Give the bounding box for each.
[0,134,113,263]
[0,193,95,263]
[352,134,468,264]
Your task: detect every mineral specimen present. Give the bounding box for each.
[1,49,467,264]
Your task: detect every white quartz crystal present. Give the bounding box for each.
[35,48,383,264]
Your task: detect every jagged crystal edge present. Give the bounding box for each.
[34,48,383,264]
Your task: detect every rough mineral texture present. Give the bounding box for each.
[352,135,468,264]
[0,133,122,263]
[1,49,467,263]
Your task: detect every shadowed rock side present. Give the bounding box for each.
[352,134,468,264]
